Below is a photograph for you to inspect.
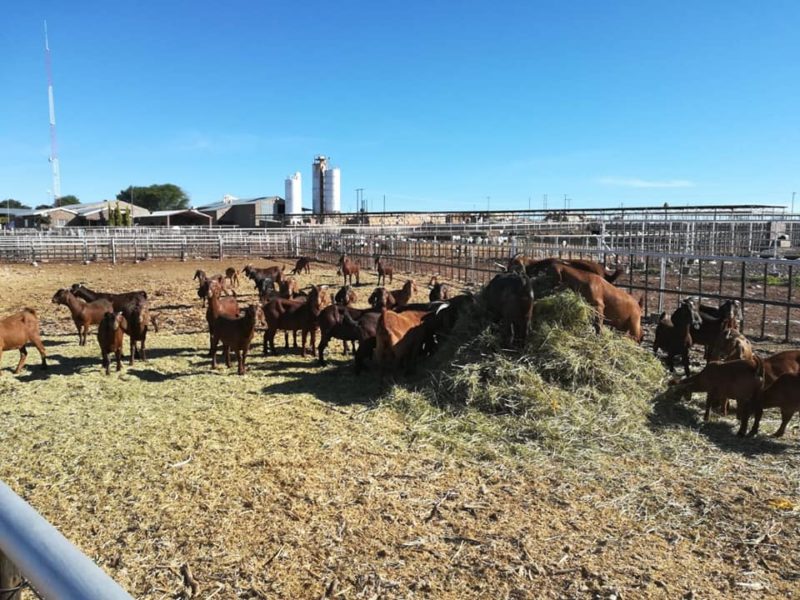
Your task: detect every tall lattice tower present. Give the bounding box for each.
[44,21,61,204]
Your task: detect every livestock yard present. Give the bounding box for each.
[1,256,800,599]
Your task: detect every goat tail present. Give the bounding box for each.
[753,354,764,381]
[606,268,624,283]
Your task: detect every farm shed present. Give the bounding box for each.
[9,207,79,229]
[197,195,285,227]
[135,209,213,227]
[69,200,150,226]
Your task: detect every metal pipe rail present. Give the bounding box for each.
[0,480,132,599]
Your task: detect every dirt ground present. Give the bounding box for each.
[0,258,799,599]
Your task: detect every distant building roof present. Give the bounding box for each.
[144,209,209,217]
[1,208,39,217]
[69,200,150,217]
[197,196,282,211]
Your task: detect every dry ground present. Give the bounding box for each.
[0,258,799,599]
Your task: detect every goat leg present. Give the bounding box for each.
[102,351,110,375]
[14,346,28,374]
[31,335,47,369]
[747,406,764,437]
[211,336,220,368]
[773,410,794,437]
[703,393,713,422]
[224,345,231,368]
[317,332,330,366]
[115,348,122,372]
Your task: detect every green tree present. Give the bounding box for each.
[35,204,51,210]
[117,184,189,212]
[124,206,133,226]
[113,202,123,227]
[2,199,31,210]
[56,195,80,206]
[107,201,116,226]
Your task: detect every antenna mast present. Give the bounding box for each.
[44,21,61,205]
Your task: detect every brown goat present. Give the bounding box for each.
[334,285,357,306]
[549,263,643,342]
[278,277,301,299]
[508,255,623,283]
[120,297,151,366]
[368,287,393,310]
[290,257,312,275]
[672,357,763,422]
[483,273,534,346]
[745,372,800,438]
[0,309,47,374]
[388,280,417,308]
[374,256,394,285]
[211,304,264,375]
[52,288,114,345]
[206,281,240,357]
[194,270,234,307]
[243,264,284,288]
[70,284,147,312]
[708,328,754,363]
[97,311,125,375]
[375,308,430,377]
[225,267,239,287]
[736,350,800,436]
[263,285,330,356]
[652,299,703,376]
[336,254,360,286]
[428,276,451,302]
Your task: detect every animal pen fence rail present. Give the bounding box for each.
[293,233,800,343]
[1,230,799,342]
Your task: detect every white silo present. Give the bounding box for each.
[285,172,302,223]
[324,167,341,213]
[312,156,328,214]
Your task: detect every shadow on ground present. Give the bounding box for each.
[260,358,382,407]
[649,388,791,456]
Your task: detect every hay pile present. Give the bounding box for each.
[385,291,667,460]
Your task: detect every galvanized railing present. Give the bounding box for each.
[0,480,132,599]
[295,233,800,343]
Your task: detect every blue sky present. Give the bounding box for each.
[2,1,798,211]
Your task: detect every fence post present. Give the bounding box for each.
[181,236,187,261]
[111,239,117,265]
[786,265,793,342]
[0,550,23,599]
[82,239,89,263]
[658,256,666,314]
[218,236,223,260]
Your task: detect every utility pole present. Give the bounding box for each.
[792,191,796,214]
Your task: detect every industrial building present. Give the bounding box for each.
[197,195,285,227]
[6,200,148,228]
[135,209,213,227]
[311,156,341,216]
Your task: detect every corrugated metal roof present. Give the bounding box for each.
[197,196,282,211]
[141,209,211,218]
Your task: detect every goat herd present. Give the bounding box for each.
[0,252,798,441]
